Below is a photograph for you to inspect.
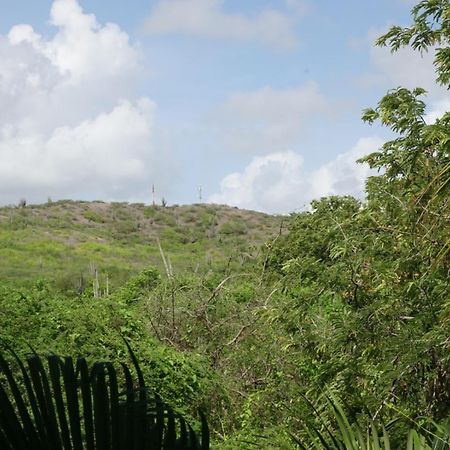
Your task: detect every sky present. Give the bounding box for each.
[0,0,448,213]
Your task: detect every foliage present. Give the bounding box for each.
[0,344,209,449]
[261,0,450,442]
[0,281,217,418]
[292,393,450,449]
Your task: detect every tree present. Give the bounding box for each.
[267,0,450,424]
[357,0,450,417]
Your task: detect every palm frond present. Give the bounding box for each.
[0,344,209,450]
[293,393,450,450]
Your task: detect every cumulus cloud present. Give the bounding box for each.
[0,0,162,205]
[209,137,384,214]
[0,99,156,202]
[143,0,301,48]
[46,0,139,82]
[218,82,330,154]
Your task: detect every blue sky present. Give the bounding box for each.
[0,0,447,213]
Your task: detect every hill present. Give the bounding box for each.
[0,200,284,291]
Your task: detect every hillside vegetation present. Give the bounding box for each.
[0,200,282,290]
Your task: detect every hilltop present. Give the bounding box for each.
[0,200,284,291]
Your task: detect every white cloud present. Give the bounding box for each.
[360,28,448,99]
[143,0,301,48]
[425,99,450,123]
[0,0,164,205]
[369,44,440,94]
[218,82,330,154]
[0,99,156,200]
[45,0,140,82]
[209,137,383,214]
[358,27,450,124]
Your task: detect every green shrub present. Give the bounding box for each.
[82,209,105,223]
[219,220,246,236]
